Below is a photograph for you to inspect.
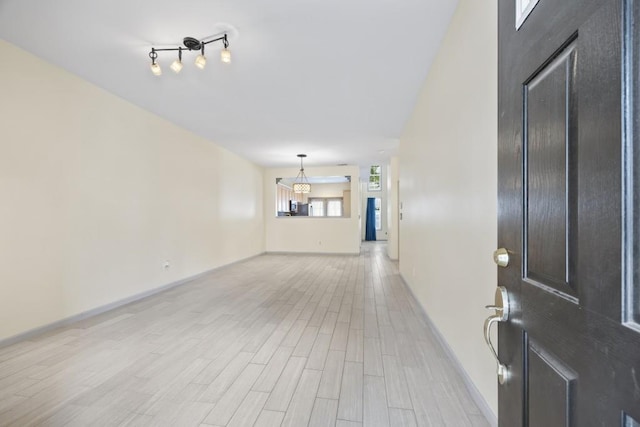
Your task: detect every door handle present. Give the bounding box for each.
[484,286,510,384]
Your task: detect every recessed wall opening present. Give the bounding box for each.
[275,176,351,218]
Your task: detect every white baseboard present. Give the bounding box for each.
[400,274,498,427]
[0,252,265,349]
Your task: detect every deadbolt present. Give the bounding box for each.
[493,248,509,268]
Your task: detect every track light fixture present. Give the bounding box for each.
[221,36,231,63]
[170,47,183,73]
[148,33,230,76]
[195,44,207,69]
[149,48,161,76]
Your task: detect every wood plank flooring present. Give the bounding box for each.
[0,242,489,426]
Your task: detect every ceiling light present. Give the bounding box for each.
[170,60,183,73]
[148,33,230,75]
[170,47,183,73]
[293,154,311,194]
[221,48,231,63]
[195,45,207,69]
[150,63,162,76]
[149,48,161,76]
[221,36,231,63]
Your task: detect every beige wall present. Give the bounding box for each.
[398,0,498,417]
[265,166,360,254]
[387,157,399,260]
[0,40,265,341]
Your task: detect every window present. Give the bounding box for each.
[368,165,381,191]
[309,199,325,217]
[327,199,343,217]
[375,198,382,230]
[309,198,343,217]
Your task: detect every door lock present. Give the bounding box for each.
[493,248,510,267]
[484,286,510,384]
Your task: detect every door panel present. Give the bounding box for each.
[524,40,577,297]
[527,340,576,427]
[497,0,640,426]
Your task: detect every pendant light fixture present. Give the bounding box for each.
[148,33,230,76]
[293,154,311,194]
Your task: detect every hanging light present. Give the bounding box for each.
[170,47,183,73]
[148,33,231,75]
[293,154,311,194]
[149,48,161,76]
[195,44,207,69]
[220,34,231,63]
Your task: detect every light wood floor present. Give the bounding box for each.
[0,242,489,427]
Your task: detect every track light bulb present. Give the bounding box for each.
[150,62,162,76]
[195,45,207,69]
[195,54,206,69]
[221,48,231,63]
[170,48,183,73]
[170,59,183,73]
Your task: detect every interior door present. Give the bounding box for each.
[496,0,640,425]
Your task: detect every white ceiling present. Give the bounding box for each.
[0,0,458,174]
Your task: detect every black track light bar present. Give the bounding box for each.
[150,34,228,53]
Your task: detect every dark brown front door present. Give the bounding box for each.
[498,0,640,425]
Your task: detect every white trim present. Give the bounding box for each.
[0,253,264,349]
[400,274,498,427]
